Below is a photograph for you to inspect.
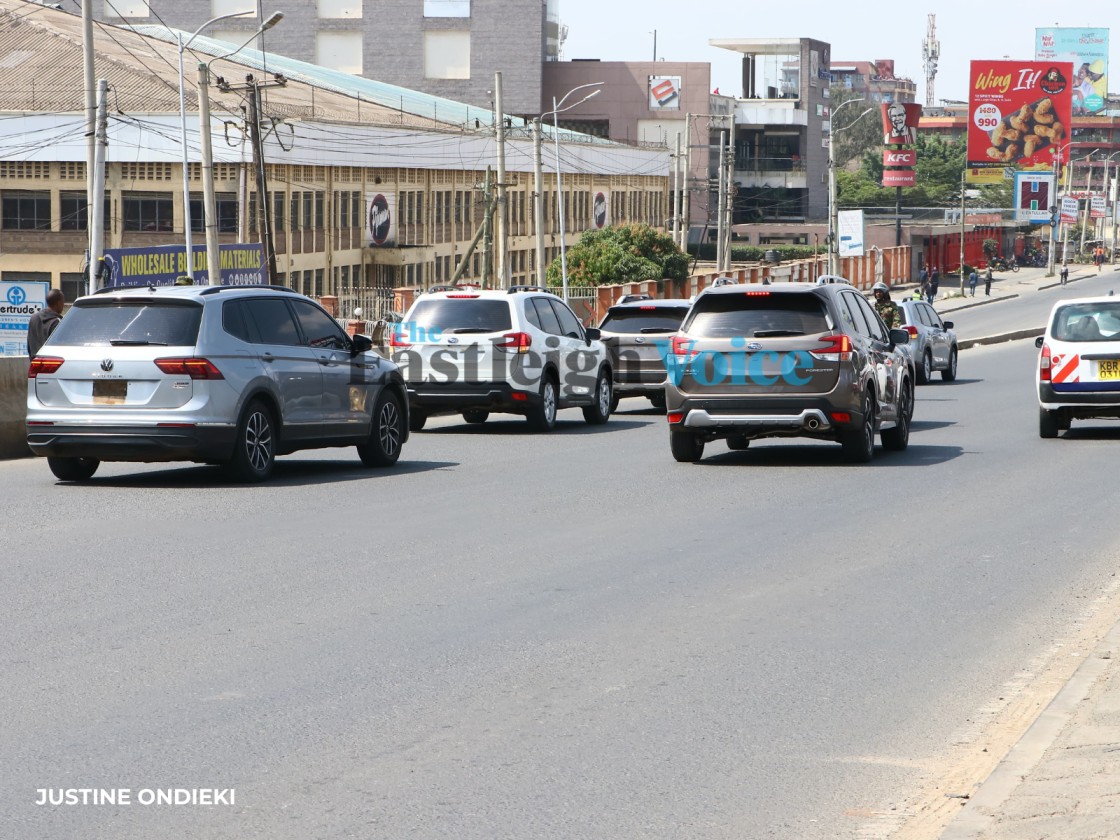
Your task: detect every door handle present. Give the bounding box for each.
[261,352,275,363]
[318,356,332,366]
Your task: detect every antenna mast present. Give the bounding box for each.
[922,13,940,106]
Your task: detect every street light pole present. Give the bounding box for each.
[826,98,870,276]
[544,82,602,302]
[177,11,253,282]
[196,11,283,285]
[532,117,546,284]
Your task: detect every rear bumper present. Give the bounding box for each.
[668,396,860,438]
[1039,383,1120,409]
[26,423,236,462]
[613,369,667,397]
[406,380,540,413]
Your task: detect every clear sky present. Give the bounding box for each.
[557,1,1115,105]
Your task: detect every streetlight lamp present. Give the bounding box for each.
[543,82,602,302]
[178,10,254,282]
[827,98,872,276]
[197,11,283,285]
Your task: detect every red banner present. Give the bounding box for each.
[966,60,1073,184]
[880,102,921,188]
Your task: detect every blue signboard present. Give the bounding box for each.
[0,280,49,356]
[100,244,266,287]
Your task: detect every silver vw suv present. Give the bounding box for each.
[26,284,408,482]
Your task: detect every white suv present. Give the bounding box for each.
[391,287,613,431]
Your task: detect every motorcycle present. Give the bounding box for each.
[989,257,1019,272]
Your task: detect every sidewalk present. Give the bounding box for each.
[940,618,1120,839]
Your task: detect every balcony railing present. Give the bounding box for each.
[732,157,807,173]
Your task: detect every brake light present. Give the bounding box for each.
[497,331,532,353]
[389,325,411,348]
[28,357,64,378]
[830,412,851,424]
[640,305,657,310]
[810,334,854,362]
[153,357,224,380]
[446,294,480,298]
[1039,342,1052,381]
[671,335,699,361]
[906,325,919,339]
[745,290,771,296]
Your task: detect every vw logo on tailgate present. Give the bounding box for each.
[100,359,114,371]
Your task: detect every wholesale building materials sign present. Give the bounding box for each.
[100,244,265,286]
[0,280,48,356]
[880,102,922,187]
[1035,28,1108,116]
[966,60,1073,185]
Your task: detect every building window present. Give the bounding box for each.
[424,31,470,79]
[316,32,363,75]
[60,192,110,231]
[189,193,238,233]
[317,0,362,18]
[424,0,470,16]
[314,268,324,298]
[123,192,174,232]
[1,191,50,230]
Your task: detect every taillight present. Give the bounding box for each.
[446,294,480,298]
[830,411,851,424]
[1039,342,1052,381]
[667,411,684,424]
[28,357,64,378]
[671,335,699,361]
[153,357,224,380]
[497,331,532,353]
[745,290,771,296]
[388,325,411,348]
[640,305,657,310]
[906,325,919,339]
[810,334,854,362]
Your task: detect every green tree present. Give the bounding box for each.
[546,223,688,287]
[830,87,881,167]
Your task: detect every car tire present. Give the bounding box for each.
[727,435,751,451]
[841,390,876,463]
[609,394,620,414]
[462,409,489,424]
[941,347,958,382]
[881,380,912,451]
[408,410,427,432]
[1039,406,1061,439]
[227,399,276,482]
[649,392,666,410]
[47,456,99,482]
[670,429,705,462]
[582,369,612,425]
[526,374,558,432]
[359,390,405,466]
[917,350,932,384]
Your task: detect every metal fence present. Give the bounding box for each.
[334,288,398,322]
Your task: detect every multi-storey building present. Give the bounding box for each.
[96,0,559,115]
[828,60,917,105]
[0,1,667,312]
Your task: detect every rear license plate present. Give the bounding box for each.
[92,380,127,404]
[1099,360,1120,380]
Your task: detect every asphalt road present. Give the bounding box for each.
[4,318,1120,838]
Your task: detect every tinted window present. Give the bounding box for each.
[549,299,584,339]
[246,298,301,346]
[523,299,543,330]
[838,294,866,335]
[1052,302,1120,342]
[600,306,689,333]
[408,299,512,333]
[223,300,257,343]
[684,292,831,338]
[917,305,938,328]
[291,299,348,349]
[531,298,563,335]
[852,294,888,342]
[49,301,202,347]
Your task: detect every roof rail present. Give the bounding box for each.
[198,284,298,295]
[617,293,653,303]
[815,274,852,286]
[508,285,551,294]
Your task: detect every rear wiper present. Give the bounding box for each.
[640,327,678,333]
[445,327,493,334]
[109,339,168,346]
[752,329,805,337]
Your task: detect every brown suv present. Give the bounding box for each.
[663,281,915,463]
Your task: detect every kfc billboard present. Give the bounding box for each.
[966,60,1073,184]
[880,102,921,188]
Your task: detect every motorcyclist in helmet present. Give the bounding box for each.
[871,281,901,330]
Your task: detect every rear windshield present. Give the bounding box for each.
[1052,302,1120,342]
[408,299,512,333]
[48,301,203,347]
[600,306,690,334]
[684,292,831,338]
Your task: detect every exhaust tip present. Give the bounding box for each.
[806,418,820,430]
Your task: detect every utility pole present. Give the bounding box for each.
[247,79,278,282]
[494,72,509,288]
[722,140,734,271]
[1048,148,1063,277]
[671,132,681,243]
[681,112,692,251]
[82,0,96,281]
[895,186,903,247]
[480,167,493,286]
[532,118,546,284]
[198,62,221,285]
[1080,153,1094,258]
[1061,155,1073,264]
[716,130,727,272]
[88,80,108,295]
[959,169,966,295]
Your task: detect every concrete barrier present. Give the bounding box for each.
[0,356,30,460]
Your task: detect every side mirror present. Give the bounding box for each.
[1035,336,1045,349]
[351,333,373,355]
[889,328,910,346]
[942,320,954,329]
[585,327,602,342]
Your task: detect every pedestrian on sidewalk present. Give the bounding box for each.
[928,267,939,304]
[918,265,929,298]
[27,288,65,357]
[968,268,978,297]
[984,265,993,296]
[1061,263,1069,285]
